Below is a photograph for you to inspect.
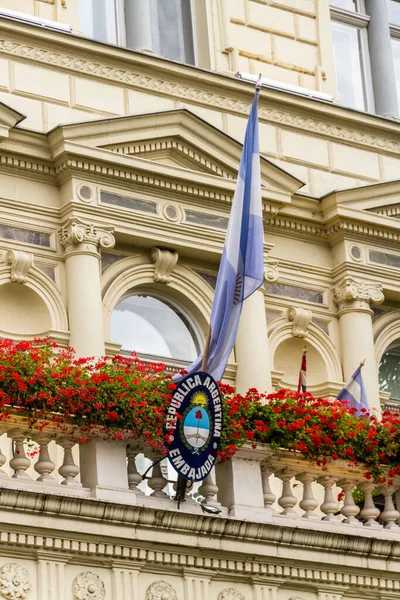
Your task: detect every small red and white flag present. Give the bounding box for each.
[297,347,307,393]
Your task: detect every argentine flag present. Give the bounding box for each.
[178,90,264,381]
[337,365,369,414]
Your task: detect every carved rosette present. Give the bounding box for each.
[287,306,312,338]
[58,217,115,258]
[0,563,31,599]
[146,580,178,600]
[72,572,105,600]
[150,247,178,284]
[332,276,384,315]
[217,589,246,600]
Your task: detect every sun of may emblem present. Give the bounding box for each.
[181,391,211,453]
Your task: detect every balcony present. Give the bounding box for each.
[0,414,399,542]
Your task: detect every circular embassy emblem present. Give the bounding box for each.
[164,371,223,482]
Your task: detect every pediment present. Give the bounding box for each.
[48,109,303,204]
[366,203,400,219]
[0,101,25,138]
[321,180,400,220]
[103,135,238,179]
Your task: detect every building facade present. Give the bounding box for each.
[0,0,397,598]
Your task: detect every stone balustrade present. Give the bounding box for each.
[0,415,399,537]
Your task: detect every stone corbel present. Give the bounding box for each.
[150,247,178,284]
[287,306,312,338]
[5,250,34,284]
[264,259,279,285]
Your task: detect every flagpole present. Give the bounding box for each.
[201,325,212,371]
[200,76,262,375]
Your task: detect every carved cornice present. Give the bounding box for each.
[0,27,399,157]
[332,276,384,315]
[58,217,115,258]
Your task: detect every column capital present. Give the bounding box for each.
[58,217,115,258]
[332,276,384,315]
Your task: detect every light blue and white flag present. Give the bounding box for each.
[337,365,369,414]
[177,90,264,381]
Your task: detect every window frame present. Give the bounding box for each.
[114,0,197,65]
[110,288,203,362]
[389,2,400,108]
[329,3,376,113]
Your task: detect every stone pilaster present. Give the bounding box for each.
[58,217,115,357]
[332,276,384,414]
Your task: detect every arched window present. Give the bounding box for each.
[379,343,400,401]
[110,293,199,361]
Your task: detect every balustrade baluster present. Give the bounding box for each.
[198,472,220,506]
[0,433,7,478]
[34,435,56,484]
[260,463,277,513]
[127,445,144,495]
[148,456,168,498]
[58,438,81,487]
[276,469,297,516]
[338,479,361,525]
[9,433,31,480]
[380,486,400,529]
[318,476,340,521]
[359,482,381,528]
[297,472,319,520]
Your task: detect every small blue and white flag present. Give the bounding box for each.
[337,364,369,414]
[176,89,264,381]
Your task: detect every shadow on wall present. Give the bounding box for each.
[274,337,328,389]
[0,283,51,334]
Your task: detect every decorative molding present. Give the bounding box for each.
[58,217,115,257]
[150,247,179,284]
[0,36,399,157]
[146,581,178,600]
[72,572,105,600]
[4,249,34,284]
[287,306,312,338]
[218,589,245,600]
[106,138,236,180]
[0,563,31,599]
[332,276,384,314]
[264,260,279,284]
[0,502,397,591]
[56,159,232,204]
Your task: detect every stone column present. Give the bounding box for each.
[333,277,384,414]
[365,0,399,117]
[58,217,115,358]
[124,0,154,52]
[235,278,274,394]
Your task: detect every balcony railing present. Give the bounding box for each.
[0,414,399,537]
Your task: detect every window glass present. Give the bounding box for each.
[388,0,400,24]
[331,21,366,110]
[79,0,117,44]
[149,0,195,64]
[393,39,400,105]
[110,295,198,361]
[379,345,400,401]
[329,0,357,11]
